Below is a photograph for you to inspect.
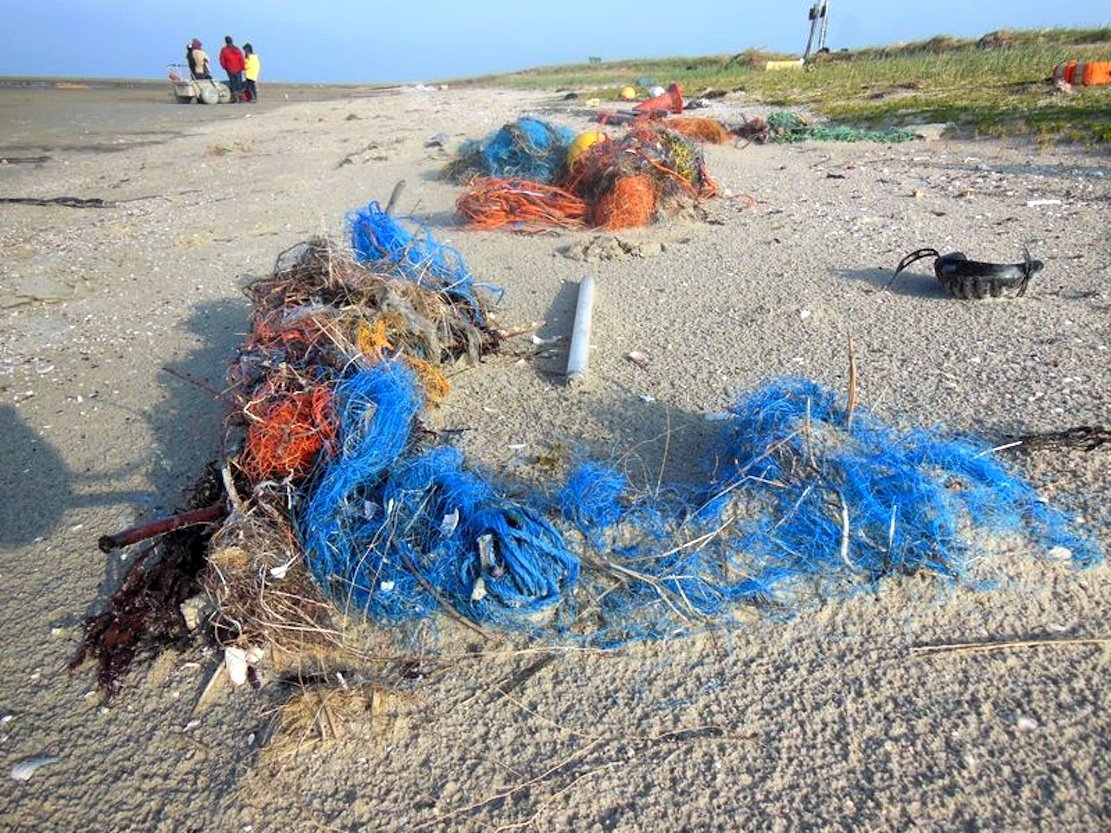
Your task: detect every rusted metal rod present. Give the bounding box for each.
[97,503,226,553]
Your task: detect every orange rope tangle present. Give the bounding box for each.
[593,175,657,229]
[663,117,731,145]
[457,178,588,232]
[241,385,337,482]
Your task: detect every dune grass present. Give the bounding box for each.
[459,28,1111,144]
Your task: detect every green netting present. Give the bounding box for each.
[767,111,918,143]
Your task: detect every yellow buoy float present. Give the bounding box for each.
[566,130,608,166]
[618,85,637,101]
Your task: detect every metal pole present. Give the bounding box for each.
[803,3,821,62]
[818,1,831,52]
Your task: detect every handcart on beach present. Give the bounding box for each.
[167,64,231,104]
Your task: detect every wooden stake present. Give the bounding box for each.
[385,179,407,215]
[98,503,226,552]
[845,334,858,425]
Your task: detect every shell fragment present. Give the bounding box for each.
[11,756,58,782]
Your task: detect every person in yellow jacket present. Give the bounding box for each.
[243,43,261,103]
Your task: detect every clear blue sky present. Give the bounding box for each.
[0,1,1107,83]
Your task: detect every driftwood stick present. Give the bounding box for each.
[385,179,407,215]
[495,320,543,339]
[845,334,858,425]
[0,196,115,208]
[911,635,1110,657]
[1012,425,1109,452]
[160,366,227,400]
[98,503,226,553]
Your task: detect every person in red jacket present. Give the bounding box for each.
[218,35,246,102]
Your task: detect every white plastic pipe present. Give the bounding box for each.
[565,274,596,386]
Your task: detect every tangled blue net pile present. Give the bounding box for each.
[301,362,580,625]
[348,201,490,323]
[449,117,575,184]
[289,203,1102,643]
[299,363,1101,643]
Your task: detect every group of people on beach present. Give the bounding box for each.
[186,36,260,102]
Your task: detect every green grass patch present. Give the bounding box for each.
[455,28,1111,145]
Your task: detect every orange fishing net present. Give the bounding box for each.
[245,308,331,353]
[456,178,588,232]
[664,117,730,144]
[404,356,451,402]
[566,123,716,204]
[593,174,657,229]
[241,385,336,482]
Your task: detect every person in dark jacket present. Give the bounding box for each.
[218,36,246,102]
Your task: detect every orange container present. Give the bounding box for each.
[1079,61,1111,86]
[1052,61,1078,83]
[1053,60,1111,85]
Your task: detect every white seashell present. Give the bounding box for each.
[379,580,395,592]
[1016,716,1039,733]
[11,756,57,781]
[244,645,266,666]
[471,575,488,602]
[477,534,495,569]
[180,595,208,631]
[268,558,295,580]
[625,350,650,369]
[440,509,459,537]
[799,309,812,321]
[1047,546,1072,561]
[224,647,248,687]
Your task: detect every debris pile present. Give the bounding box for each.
[210,205,502,649]
[452,118,718,232]
[443,117,575,185]
[76,205,1102,693]
[208,209,1101,647]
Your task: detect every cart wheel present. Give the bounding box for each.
[217,84,232,104]
[199,85,220,105]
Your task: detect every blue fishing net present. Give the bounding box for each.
[300,365,1101,643]
[301,362,580,626]
[451,117,575,184]
[347,201,492,323]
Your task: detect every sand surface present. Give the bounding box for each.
[0,83,1108,831]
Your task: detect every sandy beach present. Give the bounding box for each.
[0,81,1108,831]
